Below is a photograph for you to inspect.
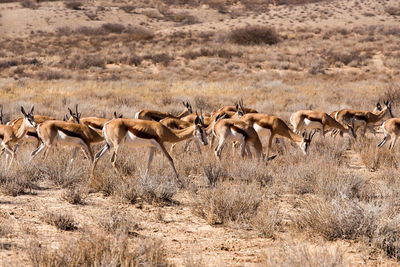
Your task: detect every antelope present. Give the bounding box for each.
[289,110,356,138]
[212,99,257,116]
[212,114,262,160]
[329,102,382,136]
[91,114,208,180]
[135,101,193,121]
[378,118,400,150]
[30,107,105,163]
[0,106,36,168]
[66,105,123,133]
[335,100,393,137]
[240,113,316,159]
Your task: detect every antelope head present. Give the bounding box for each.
[21,105,36,128]
[299,130,316,155]
[68,104,82,124]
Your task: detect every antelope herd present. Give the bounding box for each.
[0,99,395,181]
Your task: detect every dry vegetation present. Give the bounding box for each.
[1,0,400,265]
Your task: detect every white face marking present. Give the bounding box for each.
[134,111,140,119]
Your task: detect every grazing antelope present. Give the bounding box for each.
[213,99,257,115]
[212,114,262,160]
[135,101,193,121]
[335,100,393,136]
[30,107,104,163]
[289,110,356,138]
[91,115,208,179]
[0,106,36,168]
[66,105,123,133]
[329,102,382,136]
[240,113,316,159]
[378,118,400,150]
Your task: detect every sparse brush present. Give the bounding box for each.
[251,202,281,238]
[64,1,83,10]
[293,196,382,241]
[0,161,39,196]
[26,232,167,266]
[229,25,280,45]
[373,215,400,261]
[42,211,77,231]
[263,242,346,266]
[61,186,87,205]
[98,209,140,235]
[193,181,262,225]
[21,0,38,9]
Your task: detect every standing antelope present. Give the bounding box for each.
[290,110,356,138]
[0,106,36,168]
[378,118,400,150]
[335,100,393,136]
[91,115,208,179]
[240,113,315,159]
[212,114,262,160]
[135,101,193,121]
[30,107,104,163]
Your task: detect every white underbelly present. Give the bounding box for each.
[303,118,322,129]
[123,131,159,147]
[253,123,270,136]
[55,131,86,147]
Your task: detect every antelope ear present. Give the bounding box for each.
[30,105,34,115]
[21,106,26,116]
[302,130,306,138]
[68,108,73,116]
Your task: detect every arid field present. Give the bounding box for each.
[1,0,400,266]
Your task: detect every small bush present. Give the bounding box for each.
[120,5,135,13]
[37,69,68,80]
[373,215,400,261]
[229,26,280,45]
[21,0,38,9]
[101,23,125,34]
[193,182,262,225]
[0,162,39,196]
[385,6,400,16]
[61,186,87,205]
[251,203,281,238]
[42,211,77,231]
[64,1,83,10]
[143,53,173,66]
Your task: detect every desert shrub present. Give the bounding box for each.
[126,54,143,66]
[125,26,155,40]
[205,0,228,13]
[21,0,38,8]
[251,203,281,238]
[203,164,225,186]
[294,196,379,241]
[229,26,280,45]
[65,54,105,69]
[0,59,18,69]
[373,215,400,261]
[263,242,346,266]
[27,233,167,266]
[383,26,400,37]
[120,5,135,13]
[385,6,400,16]
[326,49,363,66]
[37,69,68,80]
[98,209,140,235]
[143,53,173,66]
[182,48,242,59]
[42,211,77,231]
[309,58,327,74]
[101,23,125,34]
[35,153,87,187]
[61,186,87,205]
[64,0,83,10]
[0,162,39,196]
[193,181,262,225]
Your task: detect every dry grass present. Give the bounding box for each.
[229,25,281,45]
[42,211,78,231]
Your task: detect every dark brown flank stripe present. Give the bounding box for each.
[58,128,85,140]
[0,134,3,140]
[305,115,323,123]
[27,132,38,138]
[257,121,272,130]
[354,115,367,121]
[128,128,158,140]
[151,114,166,122]
[230,125,248,137]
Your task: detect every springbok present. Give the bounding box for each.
[378,118,400,150]
[240,113,316,159]
[212,114,262,160]
[30,107,104,163]
[91,115,208,180]
[135,101,193,121]
[0,106,36,168]
[290,110,356,138]
[335,100,393,136]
